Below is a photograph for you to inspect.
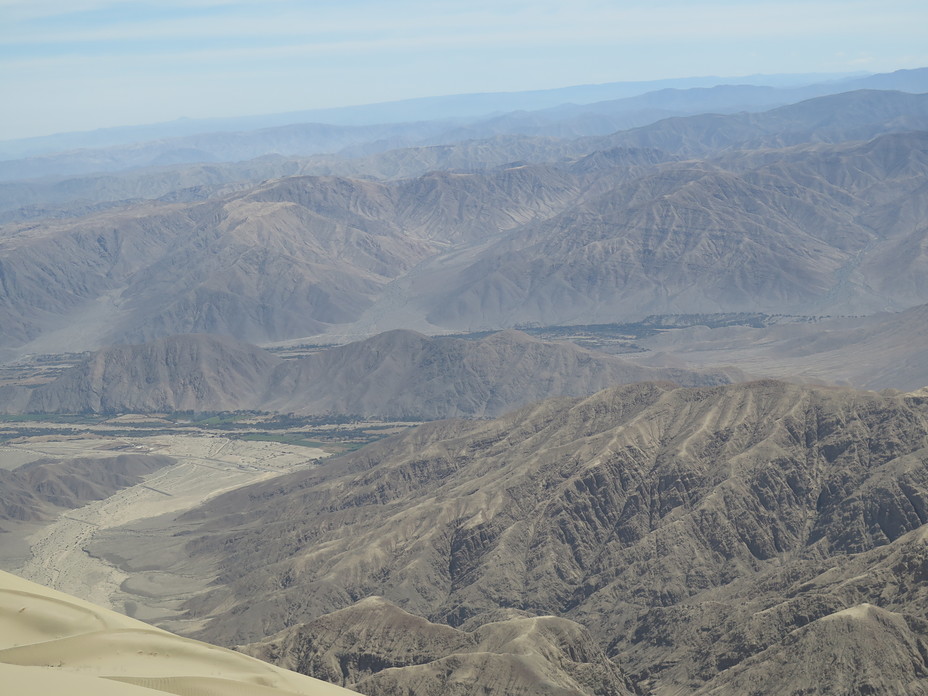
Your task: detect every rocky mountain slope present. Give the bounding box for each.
[242,597,636,696]
[3,93,928,353]
[0,161,591,351]
[4,330,738,418]
[17,334,281,414]
[260,329,738,419]
[86,380,928,694]
[3,108,928,353]
[417,130,928,328]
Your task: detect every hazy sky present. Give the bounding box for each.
[2,0,927,140]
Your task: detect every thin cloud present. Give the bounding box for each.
[2,0,927,139]
[5,1,926,47]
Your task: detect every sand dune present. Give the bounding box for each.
[0,569,358,695]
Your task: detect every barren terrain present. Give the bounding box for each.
[0,434,328,631]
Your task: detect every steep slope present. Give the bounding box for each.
[0,570,359,696]
[0,161,597,352]
[0,202,197,348]
[262,329,738,419]
[242,597,636,696]
[9,330,738,418]
[23,334,282,413]
[0,175,438,351]
[88,380,928,694]
[109,178,430,345]
[420,131,928,327]
[691,604,928,696]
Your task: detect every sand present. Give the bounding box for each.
[0,569,358,695]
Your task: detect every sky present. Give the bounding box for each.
[2,0,927,140]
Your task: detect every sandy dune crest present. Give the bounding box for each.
[0,569,358,696]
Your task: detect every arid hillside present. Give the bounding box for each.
[2,94,927,355]
[5,330,739,418]
[83,380,928,694]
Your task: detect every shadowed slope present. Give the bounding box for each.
[0,454,175,527]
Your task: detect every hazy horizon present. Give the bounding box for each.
[3,0,928,140]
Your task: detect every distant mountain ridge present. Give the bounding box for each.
[3,100,928,354]
[1,69,892,160]
[592,89,928,156]
[3,331,739,418]
[2,67,925,182]
[5,86,928,219]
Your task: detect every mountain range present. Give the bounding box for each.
[1,331,738,418]
[2,92,928,356]
[4,69,928,696]
[3,68,926,179]
[4,79,928,219]
[78,380,928,695]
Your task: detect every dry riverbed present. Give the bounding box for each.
[0,433,330,629]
